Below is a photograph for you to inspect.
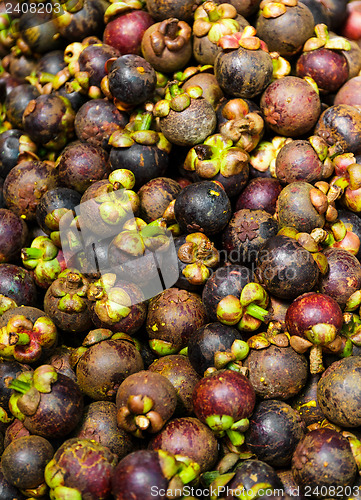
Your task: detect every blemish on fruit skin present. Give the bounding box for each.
[137,66,145,73]
[152,324,158,331]
[209,190,220,196]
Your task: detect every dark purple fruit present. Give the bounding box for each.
[275,140,329,185]
[296,48,349,95]
[245,400,305,467]
[235,177,282,215]
[255,0,315,57]
[148,416,219,473]
[314,104,361,155]
[52,0,106,41]
[5,83,40,129]
[146,288,208,356]
[334,75,361,108]
[202,264,253,321]
[292,428,357,496]
[78,42,120,89]
[226,459,284,498]
[22,94,75,151]
[255,235,319,300]
[290,374,326,426]
[111,450,168,500]
[243,344,308,400]
[3,160,58,222]
[0,264,37,306]
[74,333,144,401]
[317,356,361,427]
[276,181,326,233]
[1,435,54,491]
[214,29,273,99]
[148,354,201,416]
[8,365,84,439]
[73,401,134,460]
[116,370,177,437]
[0,129,36,179]
[45,437,117,500]
[74,99,128,150]
[57,140,111,193]
[222,208,279,267]
[107,54,157,108]
[260,76,321,137]
[319,247,361,307]
[192,369,256,441]
[0,209,28,263]
[138,177,181,223]
[187,322,246,376]
[0,466,26,500]
[174,180,232,236]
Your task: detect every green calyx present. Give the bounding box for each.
[304,323,338,346]
[153,83,203,117]
[149,339,180,356]
[104,1,146,23]
[303,23,351,52]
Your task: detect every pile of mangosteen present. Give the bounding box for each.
[0,0,361,498]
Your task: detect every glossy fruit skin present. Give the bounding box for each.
[314,104,361,155]
[3,160,59,222]
[285,292,343,339]
[227,459,284,497]
[292,428,358,496]
[104,10,154,55]
[275,140,325,185]
[138,177,181,222]
[0,467,25,500]
[260,76,321,137]
[109,142,169,189]
[174,181,232,236]
[235,177,282,215]
[78,43,120,88]
[0,264,37,306]
[0,129,26,178]
[255,2,315,57]
[111,450,167,500]
[296,48,349,94]
[57,140,111,194]
[334,76,361,108]
[36,49,66,76]
[52,0,106,42]
[5,84,40,129]
[290,374,325,427]
[45,438,117,500]
[35,187,82,236]
[73,401,134,460]
[146,288,208,354]
[243,345,308,400]
[222,208,279,267]
[76,339,144,401]
[317,356,361,427]
[255,235,319,300]
[107,55,157,107]
[187,322,244,375]
[148,354,201,416]
[1,435,54,490]
[148,416,219,473]
[245,400,305,467]
[18,373,84,438]
[192,369,256,422]
[277,181,325,233]
[0,209,28,263]
[214,45,273,99]
[202,264,253,320]
[74,99,128,150]
[319,247,361,307]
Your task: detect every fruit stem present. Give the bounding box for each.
[8,379,31,393]
[309,345,324,374]
[245,303,269,322]
[15,332,31,345]
[21,247,43,260]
